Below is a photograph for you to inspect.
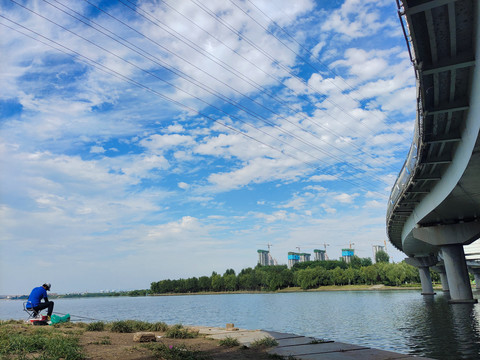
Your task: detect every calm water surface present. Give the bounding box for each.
[2,290,480,359]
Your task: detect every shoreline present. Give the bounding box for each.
[147,284,428,297]
[3,284,434,300]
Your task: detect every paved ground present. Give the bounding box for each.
[190,325,436,360]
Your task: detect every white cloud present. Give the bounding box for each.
[178,182,189,190]
[321,0,394,40]
[90,145,105,154]
[334,193,359,204]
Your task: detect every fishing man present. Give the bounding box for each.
[26,283,54,319]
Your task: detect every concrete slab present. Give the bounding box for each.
[295,348,429,360]
[189,326,434,359]
[275,336,318,347]
[268,342,368,356]
[265,331,306,340]
[188,325,273,346]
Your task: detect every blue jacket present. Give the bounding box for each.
[27,286,48,307]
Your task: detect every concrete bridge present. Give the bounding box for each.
[387,0,480,303]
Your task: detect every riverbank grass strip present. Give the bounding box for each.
[165,324,199,339]
[219,336,240,347]
[0,322,85,359]
[251,336,278,348]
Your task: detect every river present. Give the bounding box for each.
[2,290,480,359]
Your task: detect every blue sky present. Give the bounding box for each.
[0,0,416,294]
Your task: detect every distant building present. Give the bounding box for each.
[257,249,277,266]
[314,249,326,261]
[288,252,300,268]
[287,251,311,268]
[372,245,386,263]
[299,253,311,262]
[341,248,355,263]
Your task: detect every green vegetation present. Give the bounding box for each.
[145,343,209,360]
[92,336,111,345]
[0,321,84,359]
[110,320,162,333]
[375,250,390,264]
[150,259,435,294]
[165,324,199,339]
[219,336,241,347]
[86,321,105,331]
[250,336,279,348]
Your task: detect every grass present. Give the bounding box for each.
[251,336,278,348]
[0,323,85,359]
[86,321,105,331]
[218,336,240,347]
[165,324,199,339]
[145,342,209,360]
[309,338,329,344]
[109,320,169,333]
[91,336,112,345]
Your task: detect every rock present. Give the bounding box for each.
[226,323,239,331]
[133,332,156,342]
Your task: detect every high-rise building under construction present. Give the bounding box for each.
[314,249,326,261]
[257,249,276,266]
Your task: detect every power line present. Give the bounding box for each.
[36,0,397,186]
[113,0,406,174]
[243,0,413,144]
[184,0,410,158]
[0,15,390,197]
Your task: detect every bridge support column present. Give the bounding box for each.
[432,265,449,292]
[405,256,437,295]
[418,266,435,295]
[441,245,477,304]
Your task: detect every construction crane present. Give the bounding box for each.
[296,246,301,252]
[257,243,273,252]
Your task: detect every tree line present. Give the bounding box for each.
[150,254,436,294]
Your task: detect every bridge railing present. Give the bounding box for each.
[387,1,426,227]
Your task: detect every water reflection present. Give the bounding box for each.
[402,293,480,359]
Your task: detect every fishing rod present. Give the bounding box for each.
[53,312,102,321]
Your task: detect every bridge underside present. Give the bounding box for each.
[388,0,479,255]
[387,0,480,302]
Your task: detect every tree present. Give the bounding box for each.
[224,274,238,291]
[360,257,373,267]
[375,250,390,263]
[211,273,224,291]
[198,276,211,292]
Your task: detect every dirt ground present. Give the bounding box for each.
[80,330,278,359]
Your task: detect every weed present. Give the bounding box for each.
[92,336,111,345]
[0,324,85,359]
[110,320,134,333]
[151,321,169,332]
[146,342,209,360]
[309,338,329,344]
[251,336,278,348]
[165,324,199,339]
[219,336,240,347]
[87,321,105,331]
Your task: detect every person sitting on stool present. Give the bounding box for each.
[27,283,54,319]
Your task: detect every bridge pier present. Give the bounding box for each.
[441,245,477,304]
[432,265,449,292]
[405,256,436,295]
[468,266,480,290]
